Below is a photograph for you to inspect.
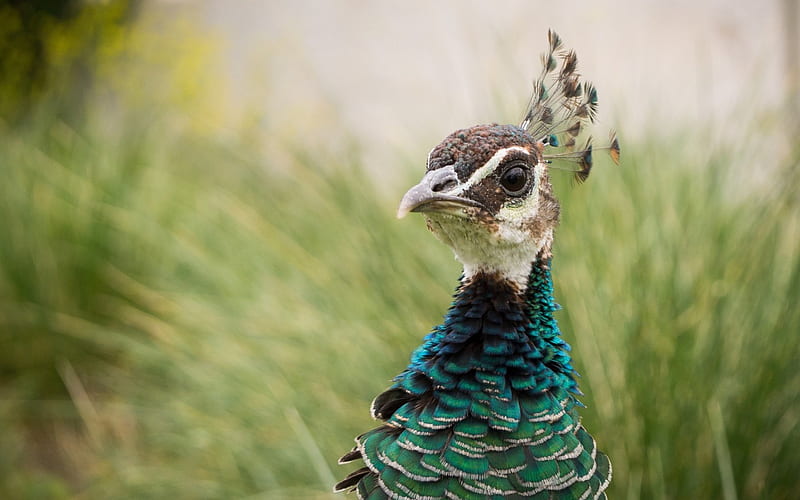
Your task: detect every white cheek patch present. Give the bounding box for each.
[465,161,549,286]
[495,161,546,223]
[446,146,530,196]
[426,154,550,289]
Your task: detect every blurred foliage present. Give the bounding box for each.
[0,0,223,402]
[0,0,138,122]
[2,103,799,498]
[0,8,799,500]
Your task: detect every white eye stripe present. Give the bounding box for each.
[447,146,530,196]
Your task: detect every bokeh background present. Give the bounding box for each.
[1,1,799,498]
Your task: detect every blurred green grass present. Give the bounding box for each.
[0,9,799,497]
[1,106,798,499]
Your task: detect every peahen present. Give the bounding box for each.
[335,31,619,499]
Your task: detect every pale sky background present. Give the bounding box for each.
[148,0,796,178]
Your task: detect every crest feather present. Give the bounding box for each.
[520,31,619,182]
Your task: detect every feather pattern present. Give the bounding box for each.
[336,30,614,499]
[335,264,611,499]
[520,30,619,183]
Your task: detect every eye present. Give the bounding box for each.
[499,164,530,196]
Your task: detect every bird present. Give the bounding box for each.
[335,30,619,500]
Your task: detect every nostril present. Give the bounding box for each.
[432,179,457,192]
[426,166,459,193]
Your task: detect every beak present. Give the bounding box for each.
[397,166,482,219]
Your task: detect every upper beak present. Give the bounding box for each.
[397,166,482,219]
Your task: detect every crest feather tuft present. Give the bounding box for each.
[521,31,619,183]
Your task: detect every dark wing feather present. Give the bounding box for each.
[338,447,362,465]
[333,466,371,493]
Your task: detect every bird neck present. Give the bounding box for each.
[403,260,579,397]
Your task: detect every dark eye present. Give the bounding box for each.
[499,165,530,196]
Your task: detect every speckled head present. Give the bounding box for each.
[398,123,560,287]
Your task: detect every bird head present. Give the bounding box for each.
[397,31,619,287]
[398,124,559,286]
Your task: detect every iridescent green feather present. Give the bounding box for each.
[336,262,611,499]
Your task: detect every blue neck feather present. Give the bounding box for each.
[345,260,611,499]
[393,260,579,406]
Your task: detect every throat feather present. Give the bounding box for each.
[395,261,579,406]
[354,260,611,499]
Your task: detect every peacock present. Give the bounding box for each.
[335,31,620,499]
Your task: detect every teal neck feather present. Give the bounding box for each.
[339,259,611,499]
[395,259,579,403]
